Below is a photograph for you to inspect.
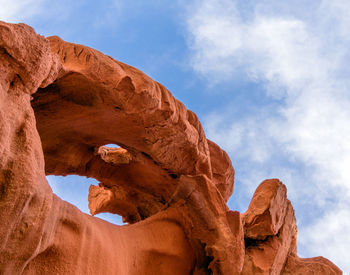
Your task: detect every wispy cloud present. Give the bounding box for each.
[0,0,45,22]
[0,0,123,37]
[186,0,350,272]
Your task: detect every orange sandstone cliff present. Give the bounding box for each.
[0,21,342,275]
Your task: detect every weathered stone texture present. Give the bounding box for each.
[0,21,342,274]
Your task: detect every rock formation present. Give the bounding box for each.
[0,21,342,274]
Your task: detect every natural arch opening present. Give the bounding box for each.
[104,144,120,148]
[31,76,181,224]
[30,68,182,224]
[46,175,124,225]
[29,35,219,227]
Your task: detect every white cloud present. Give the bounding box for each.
[204,113,276,163]
[0,0,123,35]
[0,0,45,22]
[186,0,350,272]
[300,205,350,270]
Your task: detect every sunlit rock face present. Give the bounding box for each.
[0,21,342,275]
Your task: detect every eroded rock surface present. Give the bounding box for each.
[0,21,342,274]
[241,179,342,275]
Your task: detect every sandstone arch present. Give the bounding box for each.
[32,35,239,273]
[0,21,342,274]
[0,21,239,274]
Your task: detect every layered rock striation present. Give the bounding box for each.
[0,21,342,274]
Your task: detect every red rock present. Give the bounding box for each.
[88,183,142,223]
[0,21,59,274]
[242,179,288,240]
[241,200,297,275]
[240,179,341,275]
[22,199,196,275]
[283,255,342,275]
[0,21,236,274]
[227,210,245,273]
[0,20,342,274]
[208,139,235,202]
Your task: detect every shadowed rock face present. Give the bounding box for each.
[0,21,342,275]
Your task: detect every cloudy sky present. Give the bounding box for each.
[1,0,349,272]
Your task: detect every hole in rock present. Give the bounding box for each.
[46,175,124,225]
[103,144,120,148]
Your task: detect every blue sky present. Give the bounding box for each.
[1,0,349,272]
